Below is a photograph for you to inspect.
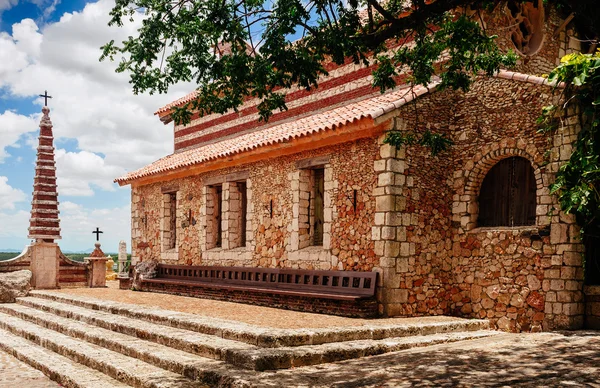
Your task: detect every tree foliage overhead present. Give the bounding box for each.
[101,0,519,125]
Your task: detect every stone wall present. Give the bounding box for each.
[130,138,379,272]
[373,76,585,331]
[584,286,600,329]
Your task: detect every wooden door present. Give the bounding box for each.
[478,157,536,227]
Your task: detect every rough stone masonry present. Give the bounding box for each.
[116,2,589,331]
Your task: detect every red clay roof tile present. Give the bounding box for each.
[118,83,437,184]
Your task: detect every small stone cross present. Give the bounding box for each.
[39,90,52,106]
[92,227,103,241]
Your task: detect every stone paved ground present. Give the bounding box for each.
[0,350,59,388]
[255,331,600,387]
[54,282,459,329]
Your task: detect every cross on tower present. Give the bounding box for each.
[92,227,103,241]
[39,90,52,106]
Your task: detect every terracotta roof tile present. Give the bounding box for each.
[156,91,199,115]
[118,83,437,184]
[120,70,559,185]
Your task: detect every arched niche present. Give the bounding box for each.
[478,156,537,227]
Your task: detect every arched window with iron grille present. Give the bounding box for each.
[478,156,537,227]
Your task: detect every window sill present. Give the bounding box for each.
[467,225,548,236]
[228,246,250,252]
[207,246,249,253]
[297,245,327,253]
[161,250,179,261]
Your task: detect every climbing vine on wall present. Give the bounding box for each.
[540,52,600,233]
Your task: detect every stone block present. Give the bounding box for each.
[374,159,386,172]
[378,172,395,186]
[374,241,385,256]
[371,227,381,240]
[387,159,406,173]
[392,289,409,303]
[550,223,568,245]
[379,257,396,268]
[376,196,395,212]
[384,241,400,257]
[550,280,565,291]
[0,270,32,303]
[563,251,582,266]
[30,242,60,290]
[399,243,410,257]
[379,144,396,159]
[396,258,409,273]
[381,227,396,240]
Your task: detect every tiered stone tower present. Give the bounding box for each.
[28,106,61,242]
[26,104,61,289]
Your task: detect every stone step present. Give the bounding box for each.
[29,290,490,347]
[0,312,207,388]
[7,295,499,374]
[231,330,500,371]
[17,296,257,361]
[0,303,254,386]
[0,328,130,388]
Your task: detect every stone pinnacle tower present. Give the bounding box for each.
[28,104,61,242]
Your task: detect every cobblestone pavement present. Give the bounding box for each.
[0,350,59,388]
[257,331,600,387]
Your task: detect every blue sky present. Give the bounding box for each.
[0,0,192,252]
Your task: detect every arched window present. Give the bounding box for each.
[478,157,536,227]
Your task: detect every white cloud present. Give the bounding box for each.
[0,209,29,238]
[12,17,42,58]
[0,30,29,78]
[0,110,38,161]
[0,0,195,193]
[55,149,126,196]
[0,202,131,252]
[0,0,194,251]
[0,176,27,209]
[4,1,188,158]
[0,0,18,12]
[60,201,130,252]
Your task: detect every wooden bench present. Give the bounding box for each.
[142,264,378,301]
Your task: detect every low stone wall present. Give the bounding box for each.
[0,245,89,289]
[584,286,600,329]
[140,281,378,318]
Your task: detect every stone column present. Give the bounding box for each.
[30,242,60,289]
[117,240,129,277]
[543,105,585,330]
[86,243,107,288]
[372,131,409,316]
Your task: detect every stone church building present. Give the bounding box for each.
[116,1,590,331]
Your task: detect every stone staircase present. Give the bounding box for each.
[0,290,498,387]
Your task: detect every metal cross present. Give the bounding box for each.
[92,227,103,241]
[39,90,52,106]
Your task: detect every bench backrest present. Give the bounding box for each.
[155,264,377,297]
